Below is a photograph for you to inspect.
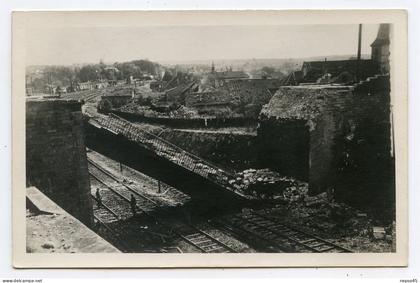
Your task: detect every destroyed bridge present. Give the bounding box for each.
[87,113,252,200]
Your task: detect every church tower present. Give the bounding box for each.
[371,24,391,74]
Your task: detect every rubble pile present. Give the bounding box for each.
[119,103,202,119]
[227,168,308,199]
[119,104,158,116]
[111,87,134,96]
[283,185,309,203]
[272,194,396,251]
[168,105,200,118]
[240,170,397,252]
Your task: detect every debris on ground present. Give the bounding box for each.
[283,185,309,203]
[41,242,55,249]
[372,226,386,240]
[227,168,308,200]
[304,192,328,207]
[119,103,204,119]
[259,194,396,252]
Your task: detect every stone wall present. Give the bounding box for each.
[309,76,392,208]
[112,110,258,128]
[256,118,309,180]
[336,75,393,219]
[259,76,394,219]
[26,99,93,226]
[306,89,355,195]
[260,86,355,189]
[160,129,257,171]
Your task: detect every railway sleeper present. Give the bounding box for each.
[201,243,221,250]
[192,239,213,245]
[227,216,331,253]
[206,246,226,253]
[184,233,203,238]
[318,247,336,253]
[308,242,328,249]
[299,239,318,244]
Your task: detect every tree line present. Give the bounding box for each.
[26,59,162,91]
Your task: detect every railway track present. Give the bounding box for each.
[215,212,353,253]
[89,163,158,214]
[109,155,189,201]
[88,157,238,253]
[176,227,237,253]
[88,194,138,252]
[91,194,120,222]
[88,157,350,254]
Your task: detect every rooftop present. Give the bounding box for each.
[215,70,249,80]
[301,59,378,83]
[261,85,353,122]
[165,82,197,97]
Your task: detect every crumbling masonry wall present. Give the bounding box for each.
[336,76,393,220]
[160,129,257,171]
[256,118,309,181]
[26,99,93,226]
[259,86,355,186]
[308,77,393,217]
[259,77,393,218]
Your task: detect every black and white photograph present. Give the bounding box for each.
[11,10,408,268]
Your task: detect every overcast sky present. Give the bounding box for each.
[26,24,380,66]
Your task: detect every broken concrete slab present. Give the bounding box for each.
[26,186,63,215]
[304,192,328,207]
[372,226,386,240]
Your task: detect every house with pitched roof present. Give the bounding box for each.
[283,24,390,85]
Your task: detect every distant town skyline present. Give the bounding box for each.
[26,24,380,66]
